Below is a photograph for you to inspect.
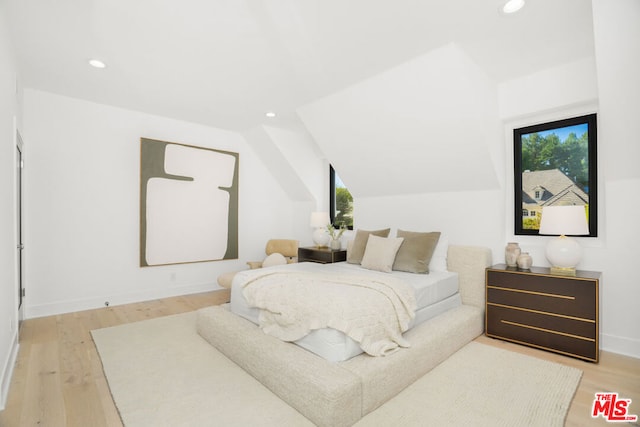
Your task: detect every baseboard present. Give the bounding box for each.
[601,333,640,359]
[25,282,222,319]
[0,330,20,411]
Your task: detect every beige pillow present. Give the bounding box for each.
[346,228,391,264]
[392,230,441,274]
[361,235,404,273]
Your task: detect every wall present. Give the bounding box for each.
[0,5,20,409]
[591,0,640,357]
[22,89,296,318]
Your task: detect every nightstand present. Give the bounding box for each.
[485,264,601,362]
[298,247,347,264]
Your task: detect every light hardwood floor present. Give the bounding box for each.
[1,290,638,427]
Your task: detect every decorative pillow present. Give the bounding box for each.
[347,228,391,264]
[262,252,287,268]
[393,230,441,274]
[361,235,404,273]
[429,235,449,272]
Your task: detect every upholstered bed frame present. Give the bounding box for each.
[197,245,492,427]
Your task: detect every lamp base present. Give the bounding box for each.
[312,227,329,248]
[550,266,577,276]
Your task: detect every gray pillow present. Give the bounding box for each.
[346,228,391,264]
[392,230,441,274]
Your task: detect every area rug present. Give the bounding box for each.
[92,312,582,427]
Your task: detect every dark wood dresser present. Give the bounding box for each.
[298,247,347,264]
[486,264,601,362]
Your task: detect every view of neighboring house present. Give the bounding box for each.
[521,169,589,220]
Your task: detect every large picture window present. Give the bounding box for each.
[329,165,353,228]
[514,114,597,237]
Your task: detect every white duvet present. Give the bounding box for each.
[241,268,417,357]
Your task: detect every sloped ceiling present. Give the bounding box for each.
[298,43,501,196]
[5,0,596,199]
[6,0,595,131]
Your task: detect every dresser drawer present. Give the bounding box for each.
[487,305,598,361]
[487,270,596,320]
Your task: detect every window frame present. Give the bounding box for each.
[514,113,598,237]
[329,165,353,229]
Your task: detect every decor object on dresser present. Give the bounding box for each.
[486,264,600,362]
[504,242,521,267]
[516,252,532,270]
[298,246,346,264]
[310,212,331,248]
[326,223,347,249]
[539,205,589,276]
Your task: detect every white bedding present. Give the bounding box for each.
[230,262,460,362]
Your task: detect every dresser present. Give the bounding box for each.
[298,247,347,264]
[485,264,600,362]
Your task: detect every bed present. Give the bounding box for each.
[197,244,493,427]
[230,262,461,361]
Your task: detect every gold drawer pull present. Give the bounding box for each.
[501,320,595,342]
[487,302,595,323]
[487,285,575,300]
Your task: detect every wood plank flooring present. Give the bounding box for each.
[1,289,638,427]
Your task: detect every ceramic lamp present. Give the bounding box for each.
[309,212,330,248]
[539,206,589,275]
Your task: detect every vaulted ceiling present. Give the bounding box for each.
[5,0,595,132]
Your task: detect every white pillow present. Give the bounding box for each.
[361,235,404,273]
[262,252,287,268]
[429,235,448,272]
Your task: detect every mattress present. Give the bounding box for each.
[229,262,460,362]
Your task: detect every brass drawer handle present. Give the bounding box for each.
[487,302,595,323]
[487,285,575,300]
[501,319,595,342]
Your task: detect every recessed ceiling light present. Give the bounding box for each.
[265,111,276,118]
[502,0,525,14]
[88,59,107,69]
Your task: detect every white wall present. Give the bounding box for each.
[591,0,640,357]
[22,89,297,318]
[0,5,20,410]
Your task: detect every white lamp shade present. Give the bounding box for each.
[310,211,330,228]
[539,206,589,236]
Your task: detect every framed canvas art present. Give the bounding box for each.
[140,138,239,266]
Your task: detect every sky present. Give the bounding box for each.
[530,123,588,142]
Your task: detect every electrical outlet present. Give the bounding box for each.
[170,272,177,281]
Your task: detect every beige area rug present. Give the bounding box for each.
[92,312,582,427]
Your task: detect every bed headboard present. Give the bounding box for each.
[446,245,493,310]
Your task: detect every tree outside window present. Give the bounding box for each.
[330,165,353,228]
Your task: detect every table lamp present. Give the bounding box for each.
[539,205,589,276]
[310,212,330,248]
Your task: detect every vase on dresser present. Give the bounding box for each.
[517,252,532,270]
[329,239,342,250]
[505,242,521,267]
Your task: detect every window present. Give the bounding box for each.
[329,165,353,228]
[514,113,597,236]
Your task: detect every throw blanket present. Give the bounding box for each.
[241,269,416,357]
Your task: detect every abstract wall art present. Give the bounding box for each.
[140,138,239,266]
